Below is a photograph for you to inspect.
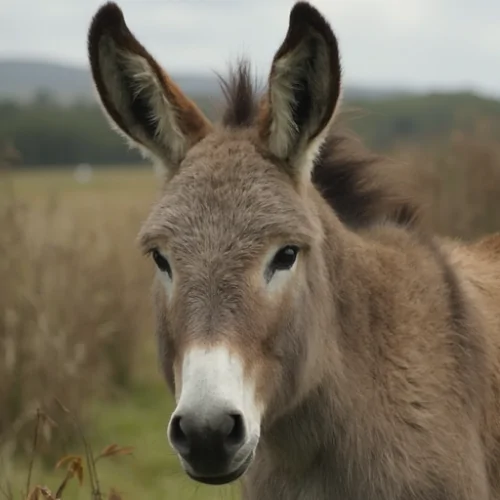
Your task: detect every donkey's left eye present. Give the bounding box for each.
[151,249,172,278]
[269,245,300,274]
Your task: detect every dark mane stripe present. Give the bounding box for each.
[217,60,421,229]
[311,132,421,228]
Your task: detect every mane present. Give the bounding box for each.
[216,59,422,229]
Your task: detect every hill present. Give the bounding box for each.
[344,92,500,151]
[0,59,224,103]
[0,59,413,104]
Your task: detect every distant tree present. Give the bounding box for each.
[0,92,499,167]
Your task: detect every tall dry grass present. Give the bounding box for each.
[394,123,500,240]
[1,126,500,498]
[0,188,153,462]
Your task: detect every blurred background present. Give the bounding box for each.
[1,0,500,499]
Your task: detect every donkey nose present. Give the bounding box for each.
[169,411,247,472]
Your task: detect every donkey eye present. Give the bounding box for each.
[151,249,172,278]
[269,245,300,274]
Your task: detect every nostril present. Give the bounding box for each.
[225,412,246,448]
[169,415,190,455]
[170,410,247,459]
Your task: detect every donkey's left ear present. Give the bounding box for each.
[258,1,342,181]
[87,2,212,176]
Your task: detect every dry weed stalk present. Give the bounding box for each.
[23,404,133,500]
[390,124,500,241]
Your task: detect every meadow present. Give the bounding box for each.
[0,168,240,499]
[1,127,500,499]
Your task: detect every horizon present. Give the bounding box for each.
[1,0,499,99]
[1,55,499,101]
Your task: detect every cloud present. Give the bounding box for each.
[0,0,499,96]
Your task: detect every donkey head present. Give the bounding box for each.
[88,1,342,485]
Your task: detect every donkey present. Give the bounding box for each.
[87,1,500,499]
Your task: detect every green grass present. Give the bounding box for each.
[2,338,241,500]
[2,164,158,203]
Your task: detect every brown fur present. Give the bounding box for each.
[88,1,500,499]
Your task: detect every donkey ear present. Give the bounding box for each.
[87,2,212,176]
[258,1,342,181]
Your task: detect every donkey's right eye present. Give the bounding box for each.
[269,245,300,273]
[151,249,172,278]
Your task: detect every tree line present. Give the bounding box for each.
[1,89,500,167]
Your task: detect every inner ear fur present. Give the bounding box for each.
[258,1,342,179]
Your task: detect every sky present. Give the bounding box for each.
[1,0,499,97]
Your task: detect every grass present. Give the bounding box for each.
[0,166,240,499]
[391,127,500,240]
[3,365,240,500]
[2,128,500,499]
[3,165,157,206]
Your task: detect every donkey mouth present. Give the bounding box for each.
[185,451,254,485]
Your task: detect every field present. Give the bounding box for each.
[0,167,240,500]
[2,129,500,500]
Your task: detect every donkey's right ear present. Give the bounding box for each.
[87,2,212,176]
[258,2,342,183]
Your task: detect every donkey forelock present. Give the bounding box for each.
[216,60,421,230]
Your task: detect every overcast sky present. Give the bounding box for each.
[1,0,499,96]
